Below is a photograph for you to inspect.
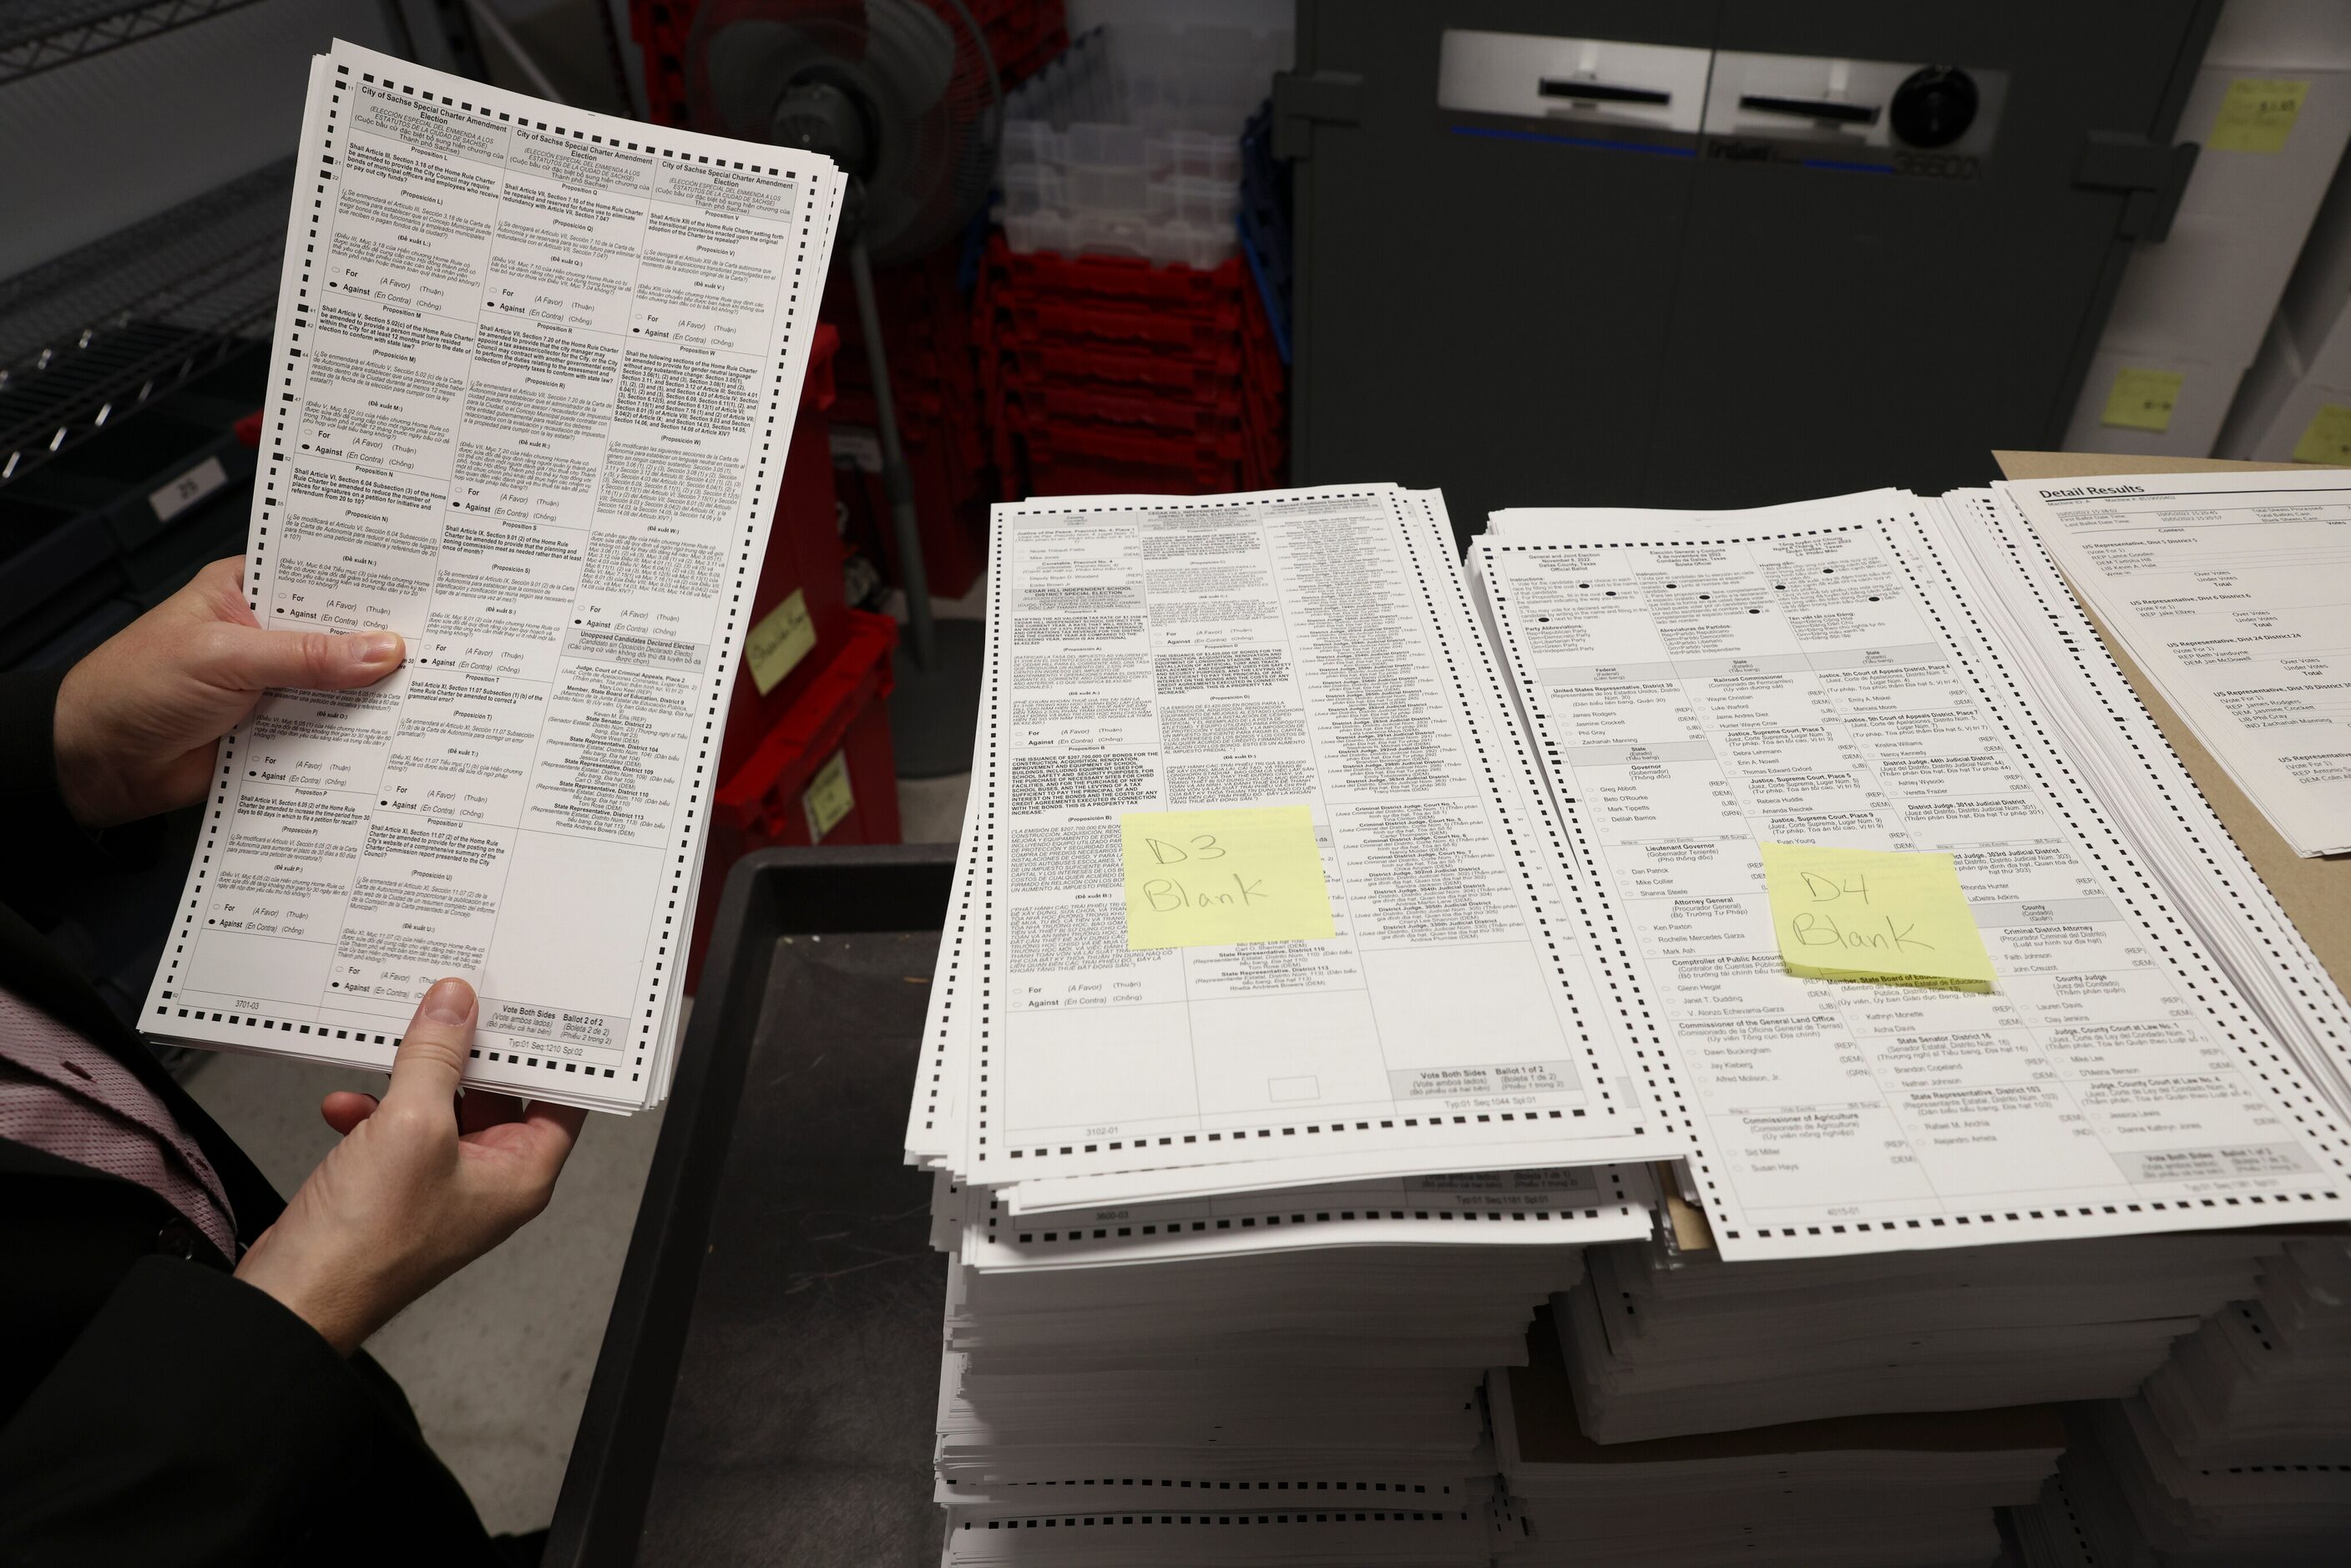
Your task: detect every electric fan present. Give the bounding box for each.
[686,0,1000,777]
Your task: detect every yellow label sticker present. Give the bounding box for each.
[2101,367,2184,432]
[801,749,854,842]
[2210,77,2308,154]
[746,589,817,696]
[1121,806,1335,950]
[1759,842,1995,992]
[2291,403,2351,466]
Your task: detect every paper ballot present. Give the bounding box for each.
[2002,468,2351,857]
[1759,842,1995,991]
[1474,488,2351,1259]
[915,480,2351,1568]
[136,43,844,1110]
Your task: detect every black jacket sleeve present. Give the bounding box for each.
[0,1257,494,1568]
[0,670,161,928]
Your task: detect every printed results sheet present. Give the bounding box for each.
[142,43,844,1110]
[2002,468,2351,857]
[1473,493,2351,1257]
[960,486,1680,1203]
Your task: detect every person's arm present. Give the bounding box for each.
[0,979,584,1564]
[0,1257,491,1566]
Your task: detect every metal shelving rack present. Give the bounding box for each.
[0,157,291,486]
[0,0,270,86]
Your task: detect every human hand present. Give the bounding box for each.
[53,556,404,828]
[232,979,588,1356]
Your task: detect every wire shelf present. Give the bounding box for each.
[0,155,290,484]
[0,0,269,86]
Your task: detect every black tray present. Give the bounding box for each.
[547,844,958,1566]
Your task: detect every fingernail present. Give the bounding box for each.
[420,977,473,1024]
[347,631,402,667]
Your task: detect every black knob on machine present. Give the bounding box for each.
[1889,66,1978,149]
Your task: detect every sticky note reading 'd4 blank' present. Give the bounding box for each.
[1759,842,1995,992]
[1121,806,1335,951]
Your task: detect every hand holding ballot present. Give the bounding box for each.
[52,557,404,829]
[235,977,587,1356]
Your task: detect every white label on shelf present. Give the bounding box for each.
[148,455,229,524]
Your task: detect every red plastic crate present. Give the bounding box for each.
[986,293,1245,356]
[1004,382,1241,437]
[1022,415,1246,468]
[987,237,1248,309]
[975,235,1279,499]
[721,322,846,781]
[999,338,1242,397]
[690,609,902,986]
[1024,454,1236,497]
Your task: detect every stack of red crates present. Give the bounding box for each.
[630,0,1066,129]
[825,251,993,599]
[977,235,1288,496]
[964,0,1067,85]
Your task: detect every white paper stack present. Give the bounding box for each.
[1469,487,2351,1257]
[928,1186,1651,1566]
[911,478,2351,1562]
[2141,1235,2351,1465]
[1997,468,2351,857]
[912,485,1695,1561]
[910,485,1687,1216]
[1554,1234,2278,1443]
[1491,1304,2063,1568]
[2012,1235,2351,1565]
[1945,480,2351,1114]
[134,42,846,1112]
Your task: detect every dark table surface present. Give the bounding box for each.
[631,928,948,1565]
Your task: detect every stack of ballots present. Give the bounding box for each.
[907,484,1690,1559]
[1555,1232,2280,1442]
[1491,1303,2065,1568]
[2011,1234,2351,1565]
[908,476,2351,1561]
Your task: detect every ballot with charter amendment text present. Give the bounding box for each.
[139,42,845,1112]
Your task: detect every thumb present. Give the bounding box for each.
[203,624,404,693]
[382,978,477,1117]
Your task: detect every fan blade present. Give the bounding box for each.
[700,18,808,130]
[865,0,956,117]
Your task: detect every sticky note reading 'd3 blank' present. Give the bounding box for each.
[1759,842,1995,992]
[1121,806,1335,951]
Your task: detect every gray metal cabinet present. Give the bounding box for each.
[1279,0,2218,533]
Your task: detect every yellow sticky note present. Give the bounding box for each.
[1759,842,1995,992]
[2292,403,2351,466]
[1121,807,1334,950]
[2101,367,2183,432]
[801,749,853,842]
[746,589,817,696]
[2210,77,2307,154]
